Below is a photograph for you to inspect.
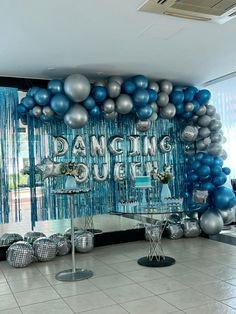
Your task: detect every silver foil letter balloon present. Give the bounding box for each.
[75,163,89,183]
[145,161,158,178]
[128,135,141,157]
[53,136,69,157]
[93,163,109,182]
[159,135,173,153]
[130,162,141,181]
[108,136,124,155]
[90,135,105,157]
[143,136,157,156]
[114,163,125,181]
[72,135,86,157]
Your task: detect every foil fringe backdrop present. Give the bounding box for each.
[0,87,20,224]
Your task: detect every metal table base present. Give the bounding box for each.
[56,268,93,282]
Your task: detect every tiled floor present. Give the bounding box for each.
[1,237,236,313]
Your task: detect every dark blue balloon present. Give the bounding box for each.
[184,88,195,102]
[83,96,96,110]
[92,86,107,103]
[21,96,35,109]
[17,105,27,114]
[133,88,149,107]
[122,80,136,94]
[50,94,70,115]
[132,75,148,89]
[90,106,101,118]
[34,89,51,106]
[188,172,199,182]
[212,174,227,187]
[147,89,157,103]
[169,90,184,104]
[228,197,236,209]
[191,160,201,171]
[182,112,193,119]
[47,80,64,94]
[200,182,215,191]
[195,152,205,161]
[136,105,153,120]
[197,165,211,178]
[222,167,231,175]
[40,114,51,122]
[20,115,27,125]
[27,87,40,97]
[202,155,214,166]
[211,165,222,177]
[211,186,236,209]
[175,103,184,115]
[195,89,211,105]
[192,100,200,113]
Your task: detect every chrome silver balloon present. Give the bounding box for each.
[90,135,105,157]
[200,209,223,235]
[209,119,222,131]
[182,219,201,238]
[148,81,159,92]
[196,140,207,151]
[108,76,123,85]
[107,81,121,98]
[6,241,34,268]
[64,74,91,102]
[210,132,222,143]
[108,136,124,155]
[206,104,216,116]
[116,94,133,114]
[150,102,158,113]
[218,207,235,225]
[184,102,194,112]
[197,115,212,127]
[166,224,183,240]
[42,106,54,118]
[32,106,42,118]
[150,112,158,121]
[207,143,222,156]
[94,79,106,87]
[103,111,118,120]
[159,80,173,95]
[157,92,169,107]
[75,231,94,253]
[181,126,198,142]
[220,149,228,160]
[136,119,151,132]
[49,234,71,256]
[143,136,157,156]
[102,99,115,113]
[24,232,46,244]
[198,127,211,139]
[195,105,206,116]
[0,233,23,246]
[64,104,88,129]
[33,237,57,262]
[159,103,176,119]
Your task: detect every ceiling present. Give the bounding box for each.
[1,0,236,86]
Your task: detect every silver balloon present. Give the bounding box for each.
[114,163,125,181]
[159,103,176,119]
[0,233,23,246]
[102,99,115,114]
[181,126,198,142]
[207,143,222,156]
[166,224,183,240]
[197,115,212,127]
[6,241,34,268]
[150,112,158,121]
[199,127,211,139]
[33,237,57,262]
[72,135,86,157]
[42,106,54,118]
[200,209,223,235]
[210,132,222,143]
[148,81,159,92]
[93,163,109,182]
[182,219,201,238]
[32,106,42,118]
[196,140,207,151]
[116,94,133,114]
[90,135,105,157]
[136,119,151,132]
[222,136,227,144]
[64,104,88,129]
[103,111,118,120]
[24,232,46,244]
[108,136,124,155]
[157,92,169,107]
[53,136,69,157]
[191,115,199,123]
[209,119,222,131]
[220,149,228,160]
[128,135,141,156]
[168,214,181,224]
[218,207,235,225]
[49,234,71,256]
[206,104,216,116]
[108,81,121,98]
[159,80,173,95]
[150,102,158,113]
[64,74,91,102]
[75,231,94,253]
[196,105,207,116]
[108,76,123,85]
[64,227,84,239]
[159,135,173,153]
[214,113,221,120]
[186,211,199,220]
[203,137,211,145]
[94,79,106,87]
[184,102,194,112]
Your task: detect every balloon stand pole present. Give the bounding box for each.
[55,194,93,282]
[84,211,103,235]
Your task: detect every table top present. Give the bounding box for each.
[53,188,91,195]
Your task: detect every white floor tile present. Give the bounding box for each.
[184,301,236,314]
[0,308,21,314]
[222,297,236,309]
[20,299,73,314]
[8,275,50,293]
[0,282,11,295]
[53,280,99,297]
[0,294,18,311]
[110,260,143,273]
[140,277,188,295]
[123,268,165,283]
[193,281,236,301]
[172,270,218,287]
[90,273,133,290]
[81,304,129,314]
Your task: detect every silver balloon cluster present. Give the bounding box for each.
[49,234,71,256]
[64,227,84,239]
[6,241,34,268]
[24,231,46,244]
[74,231,94,253]
[166,223,183,240]
[0,233,23,246]
[33,237,57,262]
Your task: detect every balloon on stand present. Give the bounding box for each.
[200,209,223,235]
[157,92,169,107]
[50,94,70,115]
[21,96,35,109]
[64,74,91,102]
[102,99,115,114]
[133,88,149,107]
[132,75,148,89]
[32,106,42,118]
[92,86,107,103]
[90,106,101,118]
[83,96,96,110]
[159,80,173,95]
[136,119,151,132]
[34,89,51,106]
[136,105,153,120]
[47,80,63,94]
[116,94,133,114]
[159,103,176,119]
[64,104,88,129]
[148,81,159,92]
[108,80,121,98]
[121,80,136,94]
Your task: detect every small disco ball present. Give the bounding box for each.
[6,241,34,268]
[33,237,57,262]
[0,233,23,246]
[168,214,181,224]
[64,227,84,240]
[145,225,161,242]
[75,231,94,253]
[182,219,201,238]
[166,223,183,240]
[24,232,46,244]
[49,234,71,256]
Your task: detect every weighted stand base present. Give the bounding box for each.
[138,256,175,267]
[56,269,93,282]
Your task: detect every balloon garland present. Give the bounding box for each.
[17,73,236,235]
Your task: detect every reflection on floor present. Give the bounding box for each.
[0,238,236,313]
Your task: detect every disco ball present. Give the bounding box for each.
[75,231,94,253]
[0,233,23,246]
[6,241,34,268]
[33,237,57,262]
[64,227,84,239]
[49,234,71,256]
[24,232,46,244]
[166,223,183,240]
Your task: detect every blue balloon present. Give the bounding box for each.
[191,160,201,171]
[122,80,136,94]
[50,94,70,115]
[222,167,231,175]
[202,155,214,166]
[197,165,211,178]
[90,106,101,118]
[192,100,200,113]
[34,89,51,106]
[47,80,63,94]
[27,87,40,97]
[147,89,157,103]
[200,182,215,191]
[195,152,205,161]
[21,96,35,109]
[40,114,51,122]
[188,172,199,182]
[184,88,195,102]
[182,112,193,119]
[214,157,223,167]
[212,186,236,209]
[92,86,107,103]
[175,103,184,115]
[133,88,149,107]
[17,105,27,114]
[211,165,222,177]
[212,174,227,187]
[136,105,153,119]
[132,75,148,89]
[83,96,96,110]
[169,90,184,104]
[195,89,211,105]
[187,156,196,164]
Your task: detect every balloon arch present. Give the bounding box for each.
[17,74,236,233]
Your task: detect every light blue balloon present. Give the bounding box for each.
[34,89,51,106]
[27,87,40,97]
[132,75,148,89]
[136,105,153,119]
[50,94,70,114]
[21,96,35,109]
[47,80,64,94]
